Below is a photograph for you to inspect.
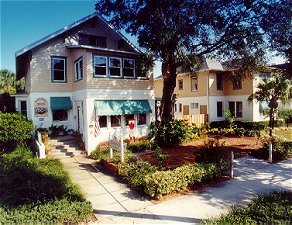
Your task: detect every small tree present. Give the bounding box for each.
[248,74,292,136]
[277,108,292,127]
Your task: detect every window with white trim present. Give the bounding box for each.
[228,101,242,118]
[191,103,199,109]
[74,57,83,81]
[19,100,27,116]
[109,57,122,77]
[217,101,223,117]
[123,58,135,78]
[179,103,182,112]
[111,115,121,127]
[52,109,68,121]
[94,56,107,77]
[51,57,66,82]
[191,76,198,91]
[137,113,147,125]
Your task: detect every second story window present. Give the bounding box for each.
[94,56,107,77]
[216,74,223,90]
[191,76,198,91]
[123,59,135,78]
[51,56,66,83]
[233,77,242,90]
[74,57,83,81]
[109,57,122,77]
[178,79,183,90]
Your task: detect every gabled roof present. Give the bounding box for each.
[199,57,224,71]
[15,12,140,57]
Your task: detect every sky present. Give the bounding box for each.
[0,0,285,76]
[0,0,162,76]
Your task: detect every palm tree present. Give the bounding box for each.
[0,69,17,94]
[248,73,292,136]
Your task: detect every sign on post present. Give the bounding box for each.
[109,136,127,163]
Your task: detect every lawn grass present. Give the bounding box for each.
[0,145,93,224]
[273,127,292,141]
[203,191,292,224]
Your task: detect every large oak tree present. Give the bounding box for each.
[95,0,291,124]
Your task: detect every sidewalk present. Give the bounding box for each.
[60,156,292,224]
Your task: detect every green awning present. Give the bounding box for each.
[95,100,152,115]
[50,97,72,110]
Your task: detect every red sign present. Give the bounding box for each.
[129,120,135,130]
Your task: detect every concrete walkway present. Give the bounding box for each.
[60,156,292,224]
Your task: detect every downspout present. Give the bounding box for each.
[207,73,210,122]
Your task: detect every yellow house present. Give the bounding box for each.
[154,57,271,122]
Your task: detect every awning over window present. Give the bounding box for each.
[50,97,72,110]
[94,100,152,115]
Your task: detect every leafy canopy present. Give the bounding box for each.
[95,0,291,122]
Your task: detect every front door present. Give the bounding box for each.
[183,105,189,115]
[75,101,84,132]
[200,105,208,122]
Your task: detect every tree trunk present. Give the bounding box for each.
[269,107,274,137]
[160,55,177,124]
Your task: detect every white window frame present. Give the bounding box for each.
[93,55,107,77]
[109,57,122,77]
[51,57,66,83]
[74,57,83,81]
[191,76,198,92]
[123,58,135,78]
[217,101,223,117]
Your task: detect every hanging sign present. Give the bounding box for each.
[34,98,48,117]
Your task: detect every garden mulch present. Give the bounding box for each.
[138,135,269,169]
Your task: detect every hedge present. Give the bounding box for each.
[0,145,93,223]
[144,163,220,199]
[210,121,269,131]
[0,112,34,152]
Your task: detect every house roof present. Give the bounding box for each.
[199,57,224,71]
[154,57,225,80]
[15,12,140,57]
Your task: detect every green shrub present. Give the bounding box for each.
[252,140,292,161]
[144,163,220,199]
[210,121,269,131]
[118,161,158,189]
[235,127,245,136]
[278,108,292,127]
[204,191,292,224]
[127,140,157,153]
[0,198,92,224]
[90,146,110,160]
[0,145,92,223]
[150,120,192,147]
[0,113,34,152]
[154,149,168,165]
[196,139,230,172]
[0,146,86,206]
[90,146,132,164]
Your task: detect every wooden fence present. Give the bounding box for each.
[174,114,205,128]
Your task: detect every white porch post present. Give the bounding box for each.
[84,99,95,154]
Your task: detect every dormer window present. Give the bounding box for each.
[79,33,107,48]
